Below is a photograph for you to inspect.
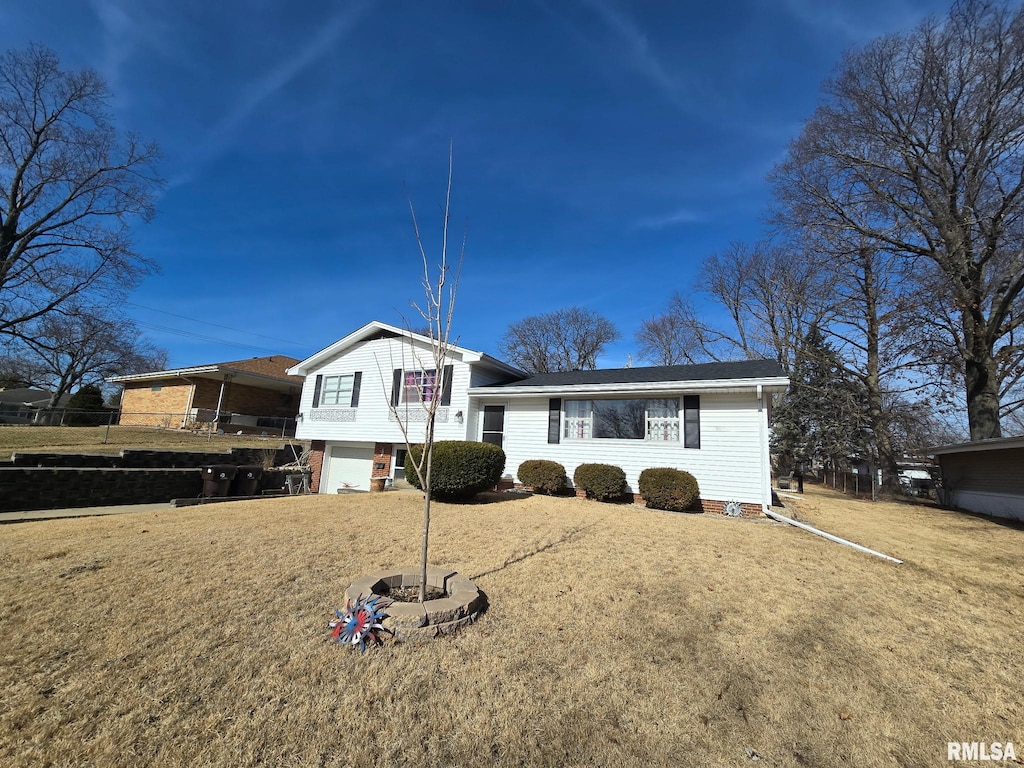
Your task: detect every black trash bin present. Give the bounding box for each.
[201,465,237,497]
[233,465,263,497]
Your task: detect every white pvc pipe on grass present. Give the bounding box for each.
[765,509,903,564]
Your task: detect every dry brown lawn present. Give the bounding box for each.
[0,485,1020,767]
[0,424,298,455]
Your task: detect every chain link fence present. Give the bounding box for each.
[819,468,877,500]
[0,409,297,454]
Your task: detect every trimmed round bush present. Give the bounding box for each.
[517,459,568,495]
[573,463,627,502]
[404,441,506,501]
[638,467,700,512]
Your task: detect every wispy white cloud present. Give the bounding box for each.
[170,0,371,187]
[578,0,690,110]
[635,207,706,230]
[89,0,136,101]
[780,0,935,42]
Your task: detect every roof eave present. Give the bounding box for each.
[928,435,1024,455]
[287,320,522,377]
[107,366,220,382]
[107,366,299,389]
[468,376,790,397]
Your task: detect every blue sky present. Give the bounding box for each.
[1,0,952,369]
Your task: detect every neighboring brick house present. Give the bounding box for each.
[108,356,303,434]
[289,321,790,514]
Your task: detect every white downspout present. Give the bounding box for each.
[757,384,770,513]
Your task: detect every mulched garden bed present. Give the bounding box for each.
[385,584,446,602]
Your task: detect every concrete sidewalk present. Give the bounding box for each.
[0,502,174,524]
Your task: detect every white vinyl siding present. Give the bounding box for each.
[294,336,474,445]
[499,393,767,505]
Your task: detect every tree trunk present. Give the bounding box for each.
[965,356,1002,441]
[419,412,435,603]
[861,251,900,495]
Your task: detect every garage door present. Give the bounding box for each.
[323,444,374,493]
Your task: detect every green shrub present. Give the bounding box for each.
[517,459,568,495]
[572,463,627,502]
[638,467,700,512]
[404,440,506,501]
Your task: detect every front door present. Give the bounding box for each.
[482,405,505,447]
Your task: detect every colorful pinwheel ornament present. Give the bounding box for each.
[328,594,393,652]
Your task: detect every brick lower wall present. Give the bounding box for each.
[309,440,326,493]
[119,381,193,419]
[191,378,299,418]
[695,498,763,517]
[372,443,393,479]
[563,489,763,516]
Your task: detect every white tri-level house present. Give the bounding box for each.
[288,321,789,514]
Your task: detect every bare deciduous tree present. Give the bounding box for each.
[6,304,167,410]
[639,242,831,370]
[0,44,161,339]
[771,1,1024,440]
[379,147,462,603]
[499,306,619,373]
[634,307,699,366]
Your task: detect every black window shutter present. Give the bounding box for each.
[350,372,362,407]
[547,398,561,444]
[391,369,402,406]
[312,375,323,408]
[440,364,454,405]
[684,395,700,449]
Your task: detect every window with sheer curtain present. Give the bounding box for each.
[562,397,686,442]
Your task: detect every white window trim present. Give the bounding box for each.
[402,369,438,404]
[321,374,354,406]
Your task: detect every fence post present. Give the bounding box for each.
[103,411,113,444]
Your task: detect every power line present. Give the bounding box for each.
[127,302,309,349]
[135,321,304,357]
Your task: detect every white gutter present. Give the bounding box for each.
[468,377,790,398]
[108,366,297,388]
[108,365,220,382]
[764,509,903,564]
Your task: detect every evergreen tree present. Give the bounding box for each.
[65,384,107,425]
[772,327,868,476]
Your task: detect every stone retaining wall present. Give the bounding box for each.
[1,446,299,469]
[0,448,302,513]
[0,468,203,513]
